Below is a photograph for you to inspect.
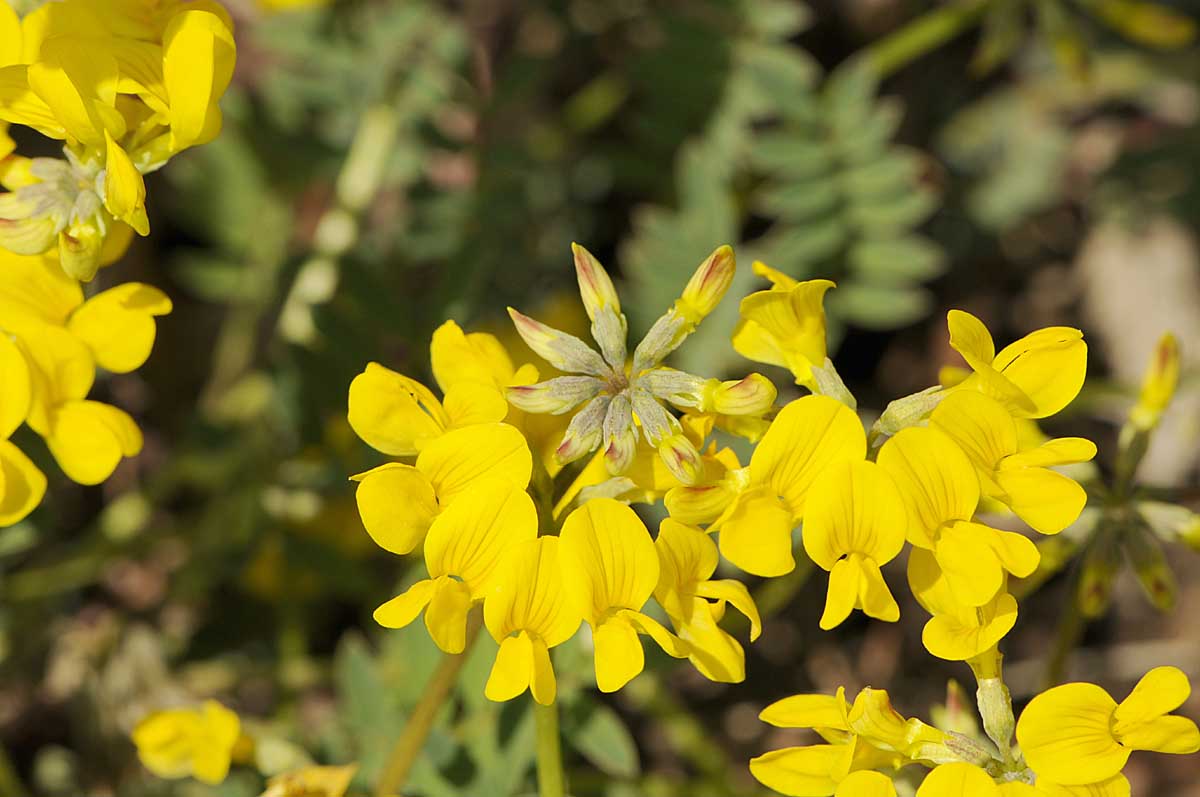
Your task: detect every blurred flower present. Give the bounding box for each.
[260,764,358,797]
[132,700,242,785]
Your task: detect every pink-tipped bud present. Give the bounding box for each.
[507,306,609,376]
[555,394,609,464]
[701,373,777,416]
[572,242,621,322]
[1131,332,1180,431]
[657,433,703,486]
[677,245,735,324]
[506,376,603,415]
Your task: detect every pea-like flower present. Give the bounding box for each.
[507,244,775,486]
[906,549,1018,662]
[132,700,242,785]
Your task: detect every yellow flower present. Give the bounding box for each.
[508,244,772,485]
[131,700,241,785]
[732,260,835,389]
[945,310,1087,419]
[878,426,1039,607]
[1129,332,1179,431]
[483,537,580,705]
[260,764,358,797]
[558,498,689,692]
[351,422,532,556]
[749,742,854,797]
[373,477,537,653]
[802,460,906,629]
[667,395,866,577]
[835,771,895,797]
[930,391,1095,535]
[0,332,45,526]
[907,549,1018,662]
[654,519,761,683]
[1015,666,1200,786]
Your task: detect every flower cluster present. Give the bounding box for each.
[752,668,1200,796]
[0,0,235,281]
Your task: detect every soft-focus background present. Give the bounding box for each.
[3,1,1199,795]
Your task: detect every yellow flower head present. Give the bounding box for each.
[1015,666,1200,786]
[945,310,1087,419]
[373,477,537,653]
[483,537,581,705]
[802,460,906,630]
[667,394,866,577]
[132,699,241,785]
[931,391,1096,535]
[558,498,689,692]
[878,426,1039,607]
[732,260,835,389]
[654,519,761,683]
[507,244,773,486]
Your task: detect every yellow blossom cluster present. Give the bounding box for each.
[752,668,1199,796]
[0,0,235,281]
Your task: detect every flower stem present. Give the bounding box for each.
[534,698,566,797]
[857,0,993,79]
[373,614,482,797]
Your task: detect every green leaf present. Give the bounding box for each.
[749,132,833,179]
[828,282,933,330]
[568,701,641,779]
[831,99,903,164]
[849,235,946,283]
[840,150,924,200]
[758,178,840,219]
[849,187,938,232]
[758,220,847,266]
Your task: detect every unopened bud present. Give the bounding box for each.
[701,373,777,416]
[809,359,856,410]
[572,242,621,321]
[508,307,609,376]
[639,367,707,408]
[871,386,945,442]
[1138,500,1200,551]
[1130,332,1180,431]
[59,222,105,282]
[677,245,735,325]
[602,392,638,474]
[1122,526,1177,611]
[628,388,677,445]
[1077,527,1121,619]
[555,394,609,464]
[657,433,703,486]
[931,680,980,739]
[507,376,603,414]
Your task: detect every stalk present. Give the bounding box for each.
[534,698,567,797]
[858,0,994,79]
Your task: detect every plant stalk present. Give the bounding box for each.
[534,698,567,797]
[858,0,994,79]
[373,614,482,797]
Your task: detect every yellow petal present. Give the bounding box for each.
[749,745,850,797]
[1034,775,1131,797]
[759,692,850,731]
[672,596,745,683]
[994,468,1087,535]
[14,321,93,434]
[560,498,658,623]
[1114,715,1200,755]
[694,578,761,640]
[1113,666,1190,727]
[347,363,445,456]
[528,633,557,705]
[68,282,171,373]
[190,701,240,784]
[373,578,437,630]
[1015,682,1125,785]
[0,439,46,526]
[484,537,580,647]
[857,556,900,624]
[592,614,644,693]
[103,132,149,235]
[819,556,859,631]
[933,522,1005,607]
[416,423,533,504]
[0,5,20,68]
[731,317,789,372]
[424,576,473,653]
[735,279,834,385]
[1002,437,1097,469]
[835,771,895,797]
[351,463,437,555]
[751,395,866,517]
[621,608,690,658]
[47,400,143,485]
[26,39,123,148]
[930,390,1017,479]
[422,477,537,597]
[916,762,998,797]
[715,486,796,577]
[485,631,534,703]
[163,9,236,150]
[946,310,996,369]
[0,249,82,327]
[442,381,508,428]
[802,460,906,570]
[993,327,1087,418]
[430,320,514,393]
[0,333,31,438]
[909,550,1018,661]
[877,426,979,547]
[664,479,742,526]
[654,518,719,600]
[0,65,66,140]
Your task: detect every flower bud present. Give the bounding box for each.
[677,245,735,325]
[809,359,856,410]
[508,307,609,376]
[572,242,621,321]
[1122,526,1177,611]
[1130,332,1179,431]
[871,386,945,442]
[701,373,777,416]
[506,376,603,414]
[602,391,638,474]
[555,394,609,464]
[1139,500,1200,551]
[657,433,703,486]
[1077,527,1121,619]
[639,367,707,408]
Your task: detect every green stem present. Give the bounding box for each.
[858,0,994,79]
[0,741,27,797]
[534,699,566,797]
[373,614,482,797]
